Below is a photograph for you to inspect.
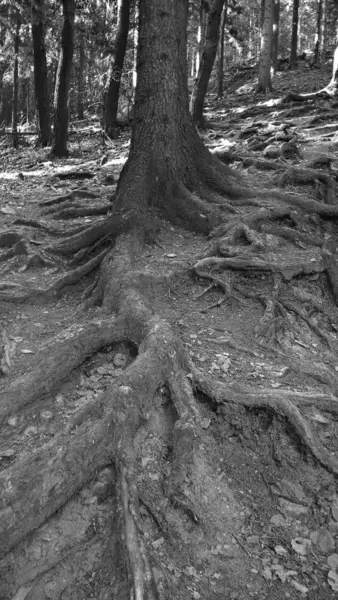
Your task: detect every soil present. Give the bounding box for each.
[1,62,338,600]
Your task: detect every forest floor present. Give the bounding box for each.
[1,61,338,600]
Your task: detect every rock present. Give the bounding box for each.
[328,569,338,591]
[311,527,335,554]
[113,353,127,368]
[246,535,260,545]
[290,580,309,594]
[332,499,338,521]
[275,545,288,555]
[40,409,54,421]
[279,498,308,515]
[328,554,338,570]
[291,537,312,556]
[270,514,288,527]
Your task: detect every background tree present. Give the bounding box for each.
[271,0,280,74]
[51,0,75,157]
[217,1,228,98]
[190,0,225,126]
[289,0,299,68]
[313,0,323,64]
[11,8,21,148]
[32,0,52,146]
[256,0,273,92]
[103,0,131,137]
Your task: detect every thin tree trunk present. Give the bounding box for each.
[289,0,299,68]
[132,2,138,100]
[271,0,280,76]
[190,0,225,127]
[217,1,227,99]
[77,23,85,120]
[32,0,52,146]
[256,0,273,92]
[195,0,205,76]
[314,0,323,65]
[51,0,75,157]
[320,0,327,62]
[103,0,131,137]
[12,14,21,149]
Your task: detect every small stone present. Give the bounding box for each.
[152,537,164,549]
[193,592,201,600]
[328,554,338,570]
[279,498,308,515]
[291,538,312,556]
[246,535,260,545]
[311,527,335,554]
[270,514,288,527]
[290,580,309,594]
[7,416,18,427]
[332,499,338,521]
[40,409,54,421]
[275,545,288,555]
[113,353,127,368]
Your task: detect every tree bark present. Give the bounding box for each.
[31,0,52,146]
[51,0,75,157]
[256,0,273,92]
[109,0,237,235]
[190,0,225,127]
[313,0,323,65]
[12,14,21,149]
[77,22,85,120]
[271,0,280,75]
[289,0,299,68]
[103,0,131,137]
[217,1,227,99]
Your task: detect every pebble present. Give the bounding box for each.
[311,527,335,554]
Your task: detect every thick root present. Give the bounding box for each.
[192,369,338,475]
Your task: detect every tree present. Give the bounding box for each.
[76,20,85,120]
[190,0,225,126]
[103,0,131,136]
[31,0,52,146]
[271,0,280,75]
[313,0,323,65]
[256,0,273,92]
[51,0,75,157]
[217,1,227,98]
[11,10,21,149]
[289,0,299,68]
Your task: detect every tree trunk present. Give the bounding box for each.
[103,0,130,137]
[195,0,206,76]
[77,23,85,120]
[217,1,227,99]
[32,0,52,146]
[12,14,21,149]
[313,0,323,65]
[256,0,273,93]
[190,0,225,127]
[289,0,299,68]
[51,0,75,157]
[271,0,280,76]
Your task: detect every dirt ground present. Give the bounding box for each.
[1,62,338,599]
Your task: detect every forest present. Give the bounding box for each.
[1,0,338,599]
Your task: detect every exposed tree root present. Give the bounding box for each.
[0,317,125,423]
[192,369,338,475]
[42,248,110,296]
[39,188,99,208]
[49,203,112,220]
